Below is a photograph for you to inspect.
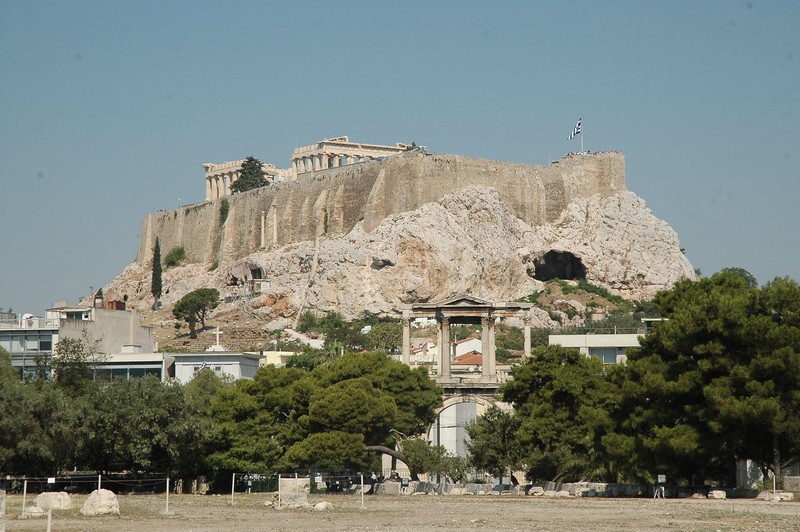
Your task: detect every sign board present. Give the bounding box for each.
[657,474,666,484]
[315,476,323,483]
[47,477,56,484]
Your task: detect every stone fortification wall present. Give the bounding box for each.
[136,151,625,267]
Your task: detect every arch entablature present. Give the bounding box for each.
[435,394,510,416]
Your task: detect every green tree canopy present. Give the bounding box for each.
[465,406,524,482]
[51,337,92,396]
[75,377,212,478]
[615,271,800,487]
[500,344,618,482]
[207,352,442,477]
[173,288,220,338]
[230,156,268,194]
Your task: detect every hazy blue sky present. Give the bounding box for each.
[1,0,798,315]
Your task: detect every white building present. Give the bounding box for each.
[170,352,262,383]
[0,300,156,377]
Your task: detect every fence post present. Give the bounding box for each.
[277,474,281,510]
[230,473,235,506]
[98,474,101,492]
[165,477,170,514]
[1,489,6,532]
[21,480,27,517]
[361,474,364,509]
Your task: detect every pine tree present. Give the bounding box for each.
[151,238,162,301]
[230,156,268,193]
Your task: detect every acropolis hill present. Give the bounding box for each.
[105,137,695,329]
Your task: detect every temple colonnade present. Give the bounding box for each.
[291,136,410,176]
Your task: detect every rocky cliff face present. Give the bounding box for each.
[104,186,695,328]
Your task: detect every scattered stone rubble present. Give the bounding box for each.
[265,491,334,511]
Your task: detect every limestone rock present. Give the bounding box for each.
[34,491,71,511]
[313,501,333,511]
[104,187,695,326]
[22,506,45,518]
[707,490,727,499]
[528,486,545,496]
[268,491,310,509]
[80,489,120,516]
[756,490,794,501]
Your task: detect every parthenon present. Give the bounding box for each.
[290,136,411,175]
[203,136,412,201]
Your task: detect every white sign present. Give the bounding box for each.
[47,477,56,484]
[657,474,666,483]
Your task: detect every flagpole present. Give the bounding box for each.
[581,119,584,153]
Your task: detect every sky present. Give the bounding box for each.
[1,0,798,316]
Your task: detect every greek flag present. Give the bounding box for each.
[568,118,582,140]
[199,360,208,370]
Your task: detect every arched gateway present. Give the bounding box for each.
[400,295,532,458]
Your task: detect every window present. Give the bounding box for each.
[589,347,618,364]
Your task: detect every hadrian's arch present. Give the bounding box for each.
[399,294,532,460]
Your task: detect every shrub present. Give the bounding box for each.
[219,198,229,226]
[164,246,186,268]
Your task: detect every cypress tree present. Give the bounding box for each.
[151,238,162,301]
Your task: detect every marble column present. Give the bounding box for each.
[523,313,532,358]
[436,321,443,377]
[481,316,491,376]
[401,317,411,365]
[488,317,496,376]
[441,316,451,378]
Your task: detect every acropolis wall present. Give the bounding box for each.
[136,150,625,268]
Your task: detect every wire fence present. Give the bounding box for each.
[0,474,172,495]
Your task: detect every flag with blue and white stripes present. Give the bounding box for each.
[568,118,582,140]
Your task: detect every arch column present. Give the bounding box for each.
[401,316,411,365]
[488,317,496,376]
[481,316,491,376]
[523,312,532,358]
[440,316,451,378]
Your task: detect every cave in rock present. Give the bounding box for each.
[533,250,587,281]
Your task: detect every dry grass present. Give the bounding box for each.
[3,492,799,531]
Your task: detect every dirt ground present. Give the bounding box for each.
[3,492,799,531]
